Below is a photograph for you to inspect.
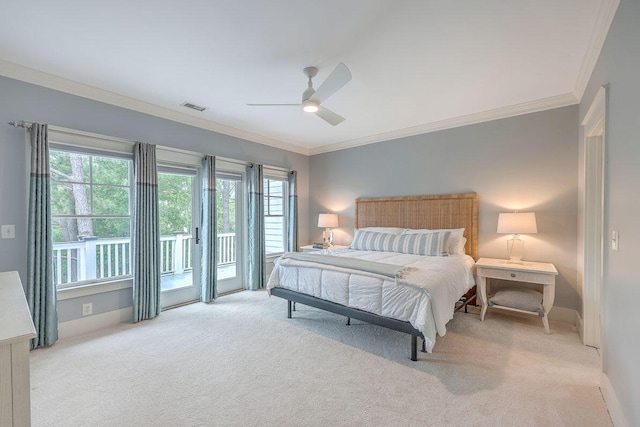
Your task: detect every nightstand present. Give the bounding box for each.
[299,244,348,253]
[476,257,558,333]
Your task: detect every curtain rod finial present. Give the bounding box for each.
[8,120,30,129]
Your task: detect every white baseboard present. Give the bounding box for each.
[59,305,578,336]
[58,307,133,339]
[601,372,629,427]
[548,306,578,325]
[575,310,585,343]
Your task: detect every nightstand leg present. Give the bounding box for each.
[541,283,555,334]
[542,316,550,334]
[479,276,488,321]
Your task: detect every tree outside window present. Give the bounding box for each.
[50,150,132,286]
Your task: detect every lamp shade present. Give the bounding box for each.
[318,213,338,228]
[497,212,537,234]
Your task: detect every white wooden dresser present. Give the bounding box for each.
[0,271,37,427]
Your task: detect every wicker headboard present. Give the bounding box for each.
[354,193,479,260]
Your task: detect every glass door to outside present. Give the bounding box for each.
[216,172,244,294]
[158,168,200,307]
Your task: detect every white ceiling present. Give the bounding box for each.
[0,0,616,155]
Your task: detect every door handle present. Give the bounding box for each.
[195,227,200,244]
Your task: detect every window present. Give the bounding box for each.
[50,149,132,287]
[263,177,288,255]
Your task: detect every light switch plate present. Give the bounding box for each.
[611,230,619,251]
[1,225,15,239]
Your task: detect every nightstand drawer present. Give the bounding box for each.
[476,266,555,285]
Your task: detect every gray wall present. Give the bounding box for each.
[310,106,579,310]
[580,0,640,424]
[0,75,309,321]
[3,13,636,419]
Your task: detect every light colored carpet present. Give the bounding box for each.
[30,290,611,427]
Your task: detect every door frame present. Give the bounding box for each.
[157,165,202,308]
[215,161,247,294]
[581,86,607,353]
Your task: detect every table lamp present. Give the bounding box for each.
[497,212,537,263]
[318,213,338,247]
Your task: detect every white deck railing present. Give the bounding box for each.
[53,232,236,286]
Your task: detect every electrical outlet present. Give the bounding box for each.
[82,303,93,316]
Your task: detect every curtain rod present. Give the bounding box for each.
[8,120,292,173]
[7,120,32,129]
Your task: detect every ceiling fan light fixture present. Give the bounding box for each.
[303,100,319,113]
[247,63,350,125]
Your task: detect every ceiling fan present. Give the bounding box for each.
[247,62,352,126]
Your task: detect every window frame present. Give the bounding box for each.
[49,144,134,289]
[263,175,289,256]
[39,125,292,297]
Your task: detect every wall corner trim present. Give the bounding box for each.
[601,372,629,427]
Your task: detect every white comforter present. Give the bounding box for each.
[266,248,475,352]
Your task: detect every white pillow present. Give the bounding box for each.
[358,227,405,234]
[403,228,466,255]
[455,236,467,255]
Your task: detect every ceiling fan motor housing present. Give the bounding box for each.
[303,66,318,78]
[302,66,318,102]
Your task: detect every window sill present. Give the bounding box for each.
[57,278,133,301]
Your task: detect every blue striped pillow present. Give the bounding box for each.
[392,231,451,256]
[351,230,397,251]
[351,229,451,256]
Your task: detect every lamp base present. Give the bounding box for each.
[506,236,525,263]
[322,229,334,247]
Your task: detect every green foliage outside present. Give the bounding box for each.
[216,178,236,234]
[50,150,236,242]
[158,173,193,235]
[50,151,131,242]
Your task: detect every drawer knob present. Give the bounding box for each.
[510,273,516,278]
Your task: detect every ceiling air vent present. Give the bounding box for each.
[181,101,207,112]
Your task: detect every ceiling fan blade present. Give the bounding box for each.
[316,106,345,126]
[309,62,352,103]
[246,103,301,107]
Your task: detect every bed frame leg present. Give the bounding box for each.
[346,317,351,326]
[411,335,418,361]
[287,300,292,319]
[455,293,476,314]
[421,338,426,353]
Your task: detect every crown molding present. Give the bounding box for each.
[310,92,579,155]
[2,56,592,158]
[0,60,310,156]
[573,0,620,100]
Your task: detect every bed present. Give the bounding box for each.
[267,193,479,360]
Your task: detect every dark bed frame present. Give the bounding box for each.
[271,287,475,361]
[271,193,479,361]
